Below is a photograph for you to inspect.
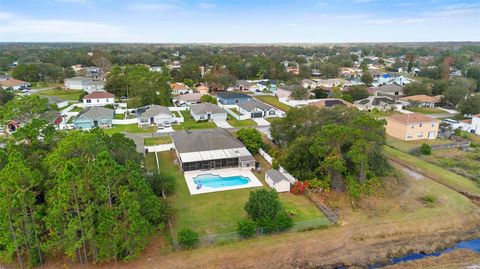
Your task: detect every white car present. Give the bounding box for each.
[163,121,171,128]
[442,119,458,125]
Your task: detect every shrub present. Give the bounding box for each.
[237,128,263,154]
[306,179,330,191]
[237,219,256,238]
[177,228,199,248]
[420,143,431,155]
[104,104,115,109]
[420,194,437,206]
[290,181,309,195]
[244,189,282,221]
[275,211,293,231]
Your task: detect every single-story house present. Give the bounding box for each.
[400,95,440,108]
[354,96,407,111]
[83,91,115,107]
[64,76,104,93]
[0,78,29,90]
[228,80,256,92]
[217,92,252,105]
[237,99,281,118]
[136,104,174,126]
[373,84,404,96]
[73,107,114,130]
[171,128,256,171]
[265,169,291,193]
[171,82,191,95]
[190,103,227,122]
[276,85,297,99]
[44,96,69,109]
[196,84,209,94]
[471,114,480,135]
[174,93,205,106]
[386,113,439,141]
[309,98,354,109]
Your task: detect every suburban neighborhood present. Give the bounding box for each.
[0,1,480,269]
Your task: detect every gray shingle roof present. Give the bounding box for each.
[217,92,251,99]
[44,96,66,105]
[190,103,226,115]
[136,105,172,118]
[172,128,245,153]
[376,84,403,93]
[238,99,274,112]
[75,107,114,120]
[266,169,289,183]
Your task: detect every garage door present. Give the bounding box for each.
[251,112,263,118]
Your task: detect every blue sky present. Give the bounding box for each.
[0,0,479,42]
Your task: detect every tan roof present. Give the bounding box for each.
[400,95,439,103]
[309,98,354,109]
[196,85,209,90]
[473,114,480,118]
[387,113,439,124]
[0,78,26,87]
[83,91,114,99]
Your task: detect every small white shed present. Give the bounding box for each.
[265,169,291,193]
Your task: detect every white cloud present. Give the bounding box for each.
[0,12,136,42]
[197,2,216,9]
[364,19,395,24]
[0,11,15,19]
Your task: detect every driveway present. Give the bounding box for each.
[257,126,272,139]
[214,120,233,128]
[253,118,270,126]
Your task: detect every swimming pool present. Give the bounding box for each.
[193,173,250,189]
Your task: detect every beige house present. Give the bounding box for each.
[400,95,440,108]
[386,113,440,141]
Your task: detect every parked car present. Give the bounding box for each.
[163,121,171,128]
[442,119,459,125]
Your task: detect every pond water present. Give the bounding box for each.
[368,238,480,268]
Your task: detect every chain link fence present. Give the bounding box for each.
[172,217,332,249]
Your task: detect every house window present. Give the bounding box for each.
[431,123,435,127]
[97,99,100,103]
[418,133,424,138]
[411,125,414,129]
[106,99,109,102]
[419,123,423,127]
[200,116,205,120]
[406,134,413,139]
[86,99,91,103]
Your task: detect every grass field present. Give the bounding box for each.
[383,146,480,196]
[153,151,327,236]
[172,110,217,131]
[404,107,446,114]
[144,136,172,146]
[103,124,156,135]
[227,118,257,128]
[36,89,84,101]
[386,135,452,153]
[229,108,242,116]
[255,95,291,112]
[266,117,282,124]
[70,106,83,112]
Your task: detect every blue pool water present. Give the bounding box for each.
[193,174,250,188]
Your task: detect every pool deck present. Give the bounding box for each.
[184,168,263,195]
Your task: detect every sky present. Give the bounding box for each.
[0,0,479,43]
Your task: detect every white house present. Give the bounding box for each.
[471,114,480,135]
[136,105,175,126]
[83,91,115,107]
[171,82,191,95]
[45,96,69,109]
[189,103,227,122]
[64,76,105,93]
[0,78,29,90]
[174,93,205,106]
[237,99,282,118]
[265,169,291,192]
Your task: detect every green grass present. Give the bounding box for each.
[384,146,480,196]
[367,110,400,119]
[36,89,84,101]
[266,117,282,124]
[404,107,446,114]
[172,110,217,131]
[227,118,257,128]
[114,113,125,120]
[70,106,83,112]
[154,151,327,236]
[255,96,291,112]
[103,124,156,135]
[144,136,172,146]
[67,117,74,124]
[386,135,452,153]
[229,108,242,116]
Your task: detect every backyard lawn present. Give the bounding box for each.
[384,146,480,196]
[229,108,242,116]
[266,117,282,124]
[144,136,172,146]
[154,151,328,236]
[227,118,257,128]
[103,124,156,135]
[404,107,446,114]
[70,106,83,112]
[255,95,291,112]
[36,89,84,101]
[386,135,452,153]
[172,110,217,130]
